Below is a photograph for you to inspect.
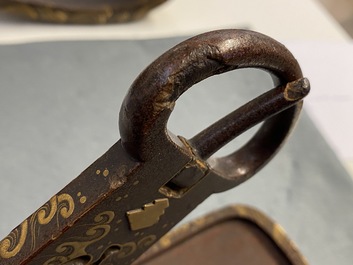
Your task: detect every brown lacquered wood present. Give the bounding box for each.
[0,0,166,23]
[135,205,308,265]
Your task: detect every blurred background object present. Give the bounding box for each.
[0,0,349,43]
[317,0,353,37]
[0,0,167,23]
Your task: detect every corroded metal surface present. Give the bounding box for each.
[0,29,309,264]
[0,0,166,23]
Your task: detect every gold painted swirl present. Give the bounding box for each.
[137,235,157,249]
[31,193,75,251]
[113,235,157,260]
[96,234,157,264]
[0,193,75,260]
[116,242,137,259]
[0,220,28,259]
[43,211,115,265]
[37,196,58,225]
[57,194,75,219]
[36,193,74,225]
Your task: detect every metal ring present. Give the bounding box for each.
[119,29,305,180]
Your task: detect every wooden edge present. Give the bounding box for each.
[134,204,309,265]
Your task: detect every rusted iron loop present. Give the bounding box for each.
[119,29,308,181]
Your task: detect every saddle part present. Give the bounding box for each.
[0,29,310,265]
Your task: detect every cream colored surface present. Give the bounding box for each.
[285,41,353,177]
[0,0,349,44]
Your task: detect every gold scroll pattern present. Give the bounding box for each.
[0,221,28,259]
[98,235,157,265]
[30,193,75,250]
[118,235,156,259]
[41,208,157,265]
[0,193,75,260]
[43,210,115,265]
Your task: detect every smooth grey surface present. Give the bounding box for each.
[0,37,353,265]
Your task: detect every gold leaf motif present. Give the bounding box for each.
[43,211,115,265]
[0,220,28,259]
[97,235,157,264]
[57,194,75,219]
[137,235,157,249]
[116,242,137,259]
[0,193,75,259]
[127,198,169,231]
[37,196,58,225]
[30,193,75,251]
